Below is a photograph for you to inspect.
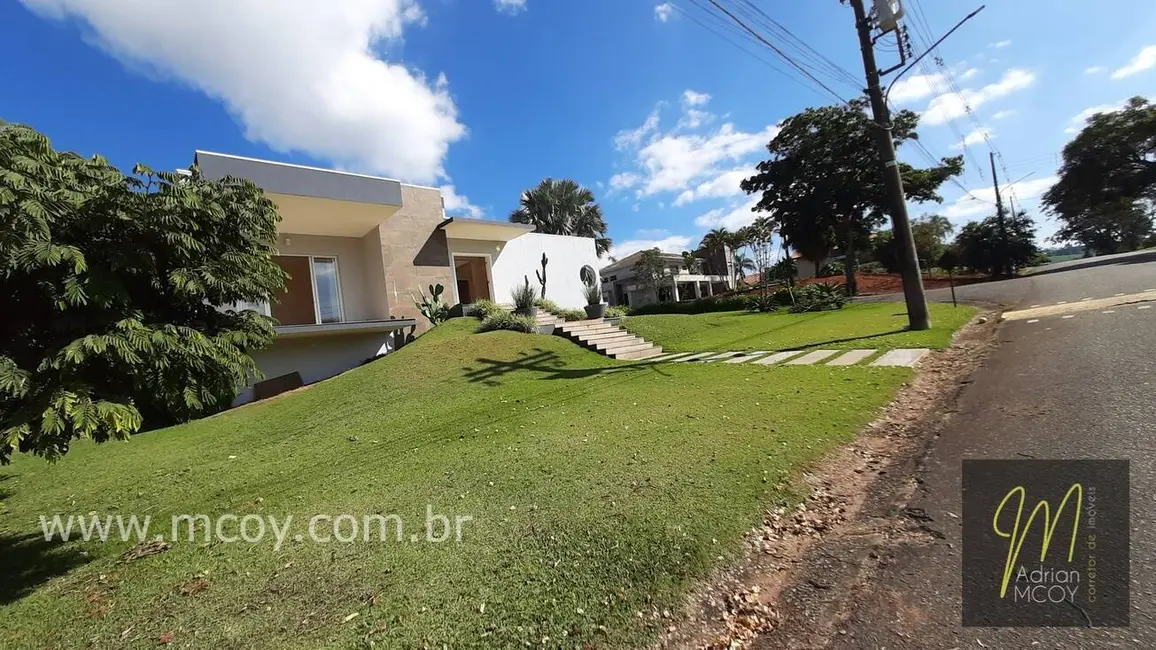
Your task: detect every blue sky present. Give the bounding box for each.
[3,0,1155,260]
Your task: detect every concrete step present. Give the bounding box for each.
[558,322,615,334]
[596,338,650,354]
[608,343,661,359]
[575,330,636,344]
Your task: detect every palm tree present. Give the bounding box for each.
[732,252,757,286]
[509,179,612,256]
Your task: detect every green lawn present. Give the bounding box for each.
[0,319,913,650]
[621,302,976,353]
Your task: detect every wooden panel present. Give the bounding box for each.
[271,256,316,326]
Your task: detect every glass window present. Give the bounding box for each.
[311,257,343,323]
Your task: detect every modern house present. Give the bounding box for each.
[599,248,735,308]
[194,152,601,404]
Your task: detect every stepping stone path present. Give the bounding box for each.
[785,349,841,365]
[870,348,930,367]
[638,348,932,367]
[827,349,877,366]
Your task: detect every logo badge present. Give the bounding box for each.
[962,459,1130,627]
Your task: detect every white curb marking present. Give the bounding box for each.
[871,348,931,367]
[1102,310,1115,314]
[785,350,841,366]
[1027,319,1040,323]
[1140,305,1153,310]
[826,349,877,366]
[753,351,807,365]
[1062,315,1075,319]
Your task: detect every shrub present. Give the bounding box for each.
[511,277,537,310]
[788,282,848,313]
[471,299,503,319]
[745,292,779,313]
[627,294,754,316]
[534,297,561,313]
[818,260,844,277]
[605,306,628,319]
[858,261,887,274]
[479,311,537,333]
[582,281,603,306]
[557,308,586,322]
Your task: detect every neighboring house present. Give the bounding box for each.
[599,248,734,308]
[195,152,600,404]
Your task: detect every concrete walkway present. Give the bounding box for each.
[644,348,930,367]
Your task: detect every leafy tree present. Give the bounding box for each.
[509,178,612,256]
[631,248,667,303]
[742,98,963,295]
[0,124,286,463]
[952,210,1041,275]
[1043,97,1156,254]
[872,214,954,271]
[680,250,702,274]
[737,216,777,295]
[732,252,756,285]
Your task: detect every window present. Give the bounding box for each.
[270,255,344,326]
[311,257,342,324]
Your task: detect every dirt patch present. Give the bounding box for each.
[654,310,1000,650]
[800,273,988,296]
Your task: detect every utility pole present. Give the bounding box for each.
[847,0,930,330]
[989,152,1009,276]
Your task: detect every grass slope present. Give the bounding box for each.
[622,302,976,353]
[0,319,909,649]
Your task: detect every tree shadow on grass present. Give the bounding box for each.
[462,348,673,387]
[0,474,94,605]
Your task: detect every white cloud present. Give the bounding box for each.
[608,171,642,192]
[959,68,980,81]
[494,0,526,14]
[1111,45,1156,79]
[677,109,713,130]
[991,109,1017,120]
[682,89,711,106]
[693,196,762,230]
[673,167,751,206]
[1064,101,1126,133]
[921,68,1036,125]
[634,122,778,196]
[607,234,693,265]
[1085,66,1105,75]
[654,2,674,22]
[614,108,661,150]
[21,0,465,185]
[989,40,1012,49]
[635,228,670,238]
[941,176,1058,219]
[440,184,483,218]
[952,127,993,150]
[888,71,945,104]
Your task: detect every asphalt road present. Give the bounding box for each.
[832,249,1156,649]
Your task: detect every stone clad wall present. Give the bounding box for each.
[379,184,454,333]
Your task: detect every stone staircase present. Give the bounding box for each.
[553,319,664,360]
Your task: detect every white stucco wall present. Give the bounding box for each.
[234,332,395,405]
[448,233,600,309]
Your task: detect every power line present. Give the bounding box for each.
[695,0,854,104]
[728,0,863,89]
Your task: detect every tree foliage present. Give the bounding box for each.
[871,214,954,271]
[1042,96,1156,254]
[742,98,963,294]
[509,178,612,256]
[951,211,1042,275]
[0,123,286,463]
[631,248,667,302]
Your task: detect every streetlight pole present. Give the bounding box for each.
[847,0,930,330]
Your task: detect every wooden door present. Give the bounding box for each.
[271,256,316,325]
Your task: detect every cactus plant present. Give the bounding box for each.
[535,252,548,298]
[411,283,450,326]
